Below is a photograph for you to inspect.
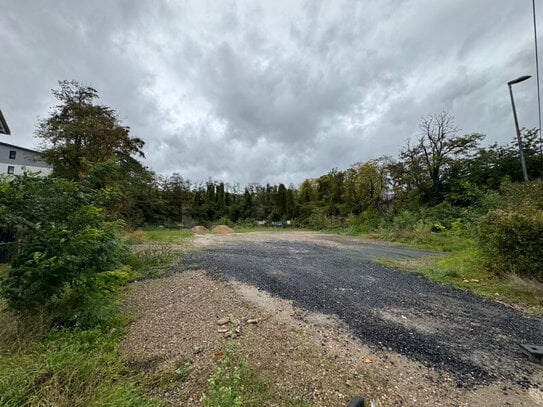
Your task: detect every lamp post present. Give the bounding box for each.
[507,75,531,182]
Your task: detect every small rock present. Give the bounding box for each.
[224,331,238,339]
[218,327,229,333]
[217,317,231,325]
[246,318,259,324]
[193,346,203,354]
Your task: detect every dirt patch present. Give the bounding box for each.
[211,225,234,234]
[121,270,383,406]
[191,226,209,234]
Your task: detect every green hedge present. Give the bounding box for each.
[478,207,543,280]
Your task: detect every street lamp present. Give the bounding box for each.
[507,75,531,182]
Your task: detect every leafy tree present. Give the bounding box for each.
[36,80,145,181]
[464,129,543,189]
[216,182,226,217]
[298,179,317,204]
[315,169,344,216]
[285,186,296,219]
[342,161,385,215]
[398,112,483,204]
[274,183,287,217]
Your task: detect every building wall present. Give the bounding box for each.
[0,142,52,176]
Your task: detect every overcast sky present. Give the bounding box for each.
[1,0,541,187]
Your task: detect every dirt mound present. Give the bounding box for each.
[191,226,209,234]
[211,225,234,234]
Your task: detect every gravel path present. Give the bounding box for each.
[180,232,543,390]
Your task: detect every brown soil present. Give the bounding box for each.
[211,225,234,234]
[121,232,543,407]
[191,226,209,234]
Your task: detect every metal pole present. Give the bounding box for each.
[533,0,543,159]
[508,83,530,182]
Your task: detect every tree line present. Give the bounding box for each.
[27,81,543,231]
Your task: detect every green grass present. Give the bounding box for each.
[0,303,161,407]
[128,243,178,278]
[140,228,193,243]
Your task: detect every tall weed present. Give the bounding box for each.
[0,307,158,407]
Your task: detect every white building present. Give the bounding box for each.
[0,141,52,176]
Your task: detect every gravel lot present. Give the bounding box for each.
[180,232,543,390]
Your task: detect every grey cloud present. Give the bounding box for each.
[1,1,541,186]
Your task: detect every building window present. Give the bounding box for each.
[9,150,16,159]
[7,166,15,174]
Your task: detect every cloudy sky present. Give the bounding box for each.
[1,0,541,186]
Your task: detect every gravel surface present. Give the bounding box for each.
[179,232,543,390]
[121,270,389,406]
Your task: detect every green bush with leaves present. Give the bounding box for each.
[0,172,130,326]
[477,180,543,280]
[478,207,543,280]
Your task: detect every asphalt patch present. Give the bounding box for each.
[178,238,543,388]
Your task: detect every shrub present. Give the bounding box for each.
[392,210,420,230]
[0,173,131,326]
[423,202,464,230]
[478,207,543,280]
[345,211,382,234]
[476,180,543,280]
[499,178,543,210]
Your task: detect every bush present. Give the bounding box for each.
[0,173,131,326]
[499,178,543,210]
[392,209,420,230]
[478,207,543,280]
[476,179,543,280]
[345,211,381,234]
[423,202,465,230]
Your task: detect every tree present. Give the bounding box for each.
[398,112,483,204]
[342,160,387,215]
[36,80,145,181]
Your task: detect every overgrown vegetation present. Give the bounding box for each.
[477,180,543,281]
[0,306,160,407]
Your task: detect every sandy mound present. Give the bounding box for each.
[191,226,209,234]
[211,225,234,234]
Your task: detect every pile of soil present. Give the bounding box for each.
[191,226,209,234]
[211,225,234,234]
